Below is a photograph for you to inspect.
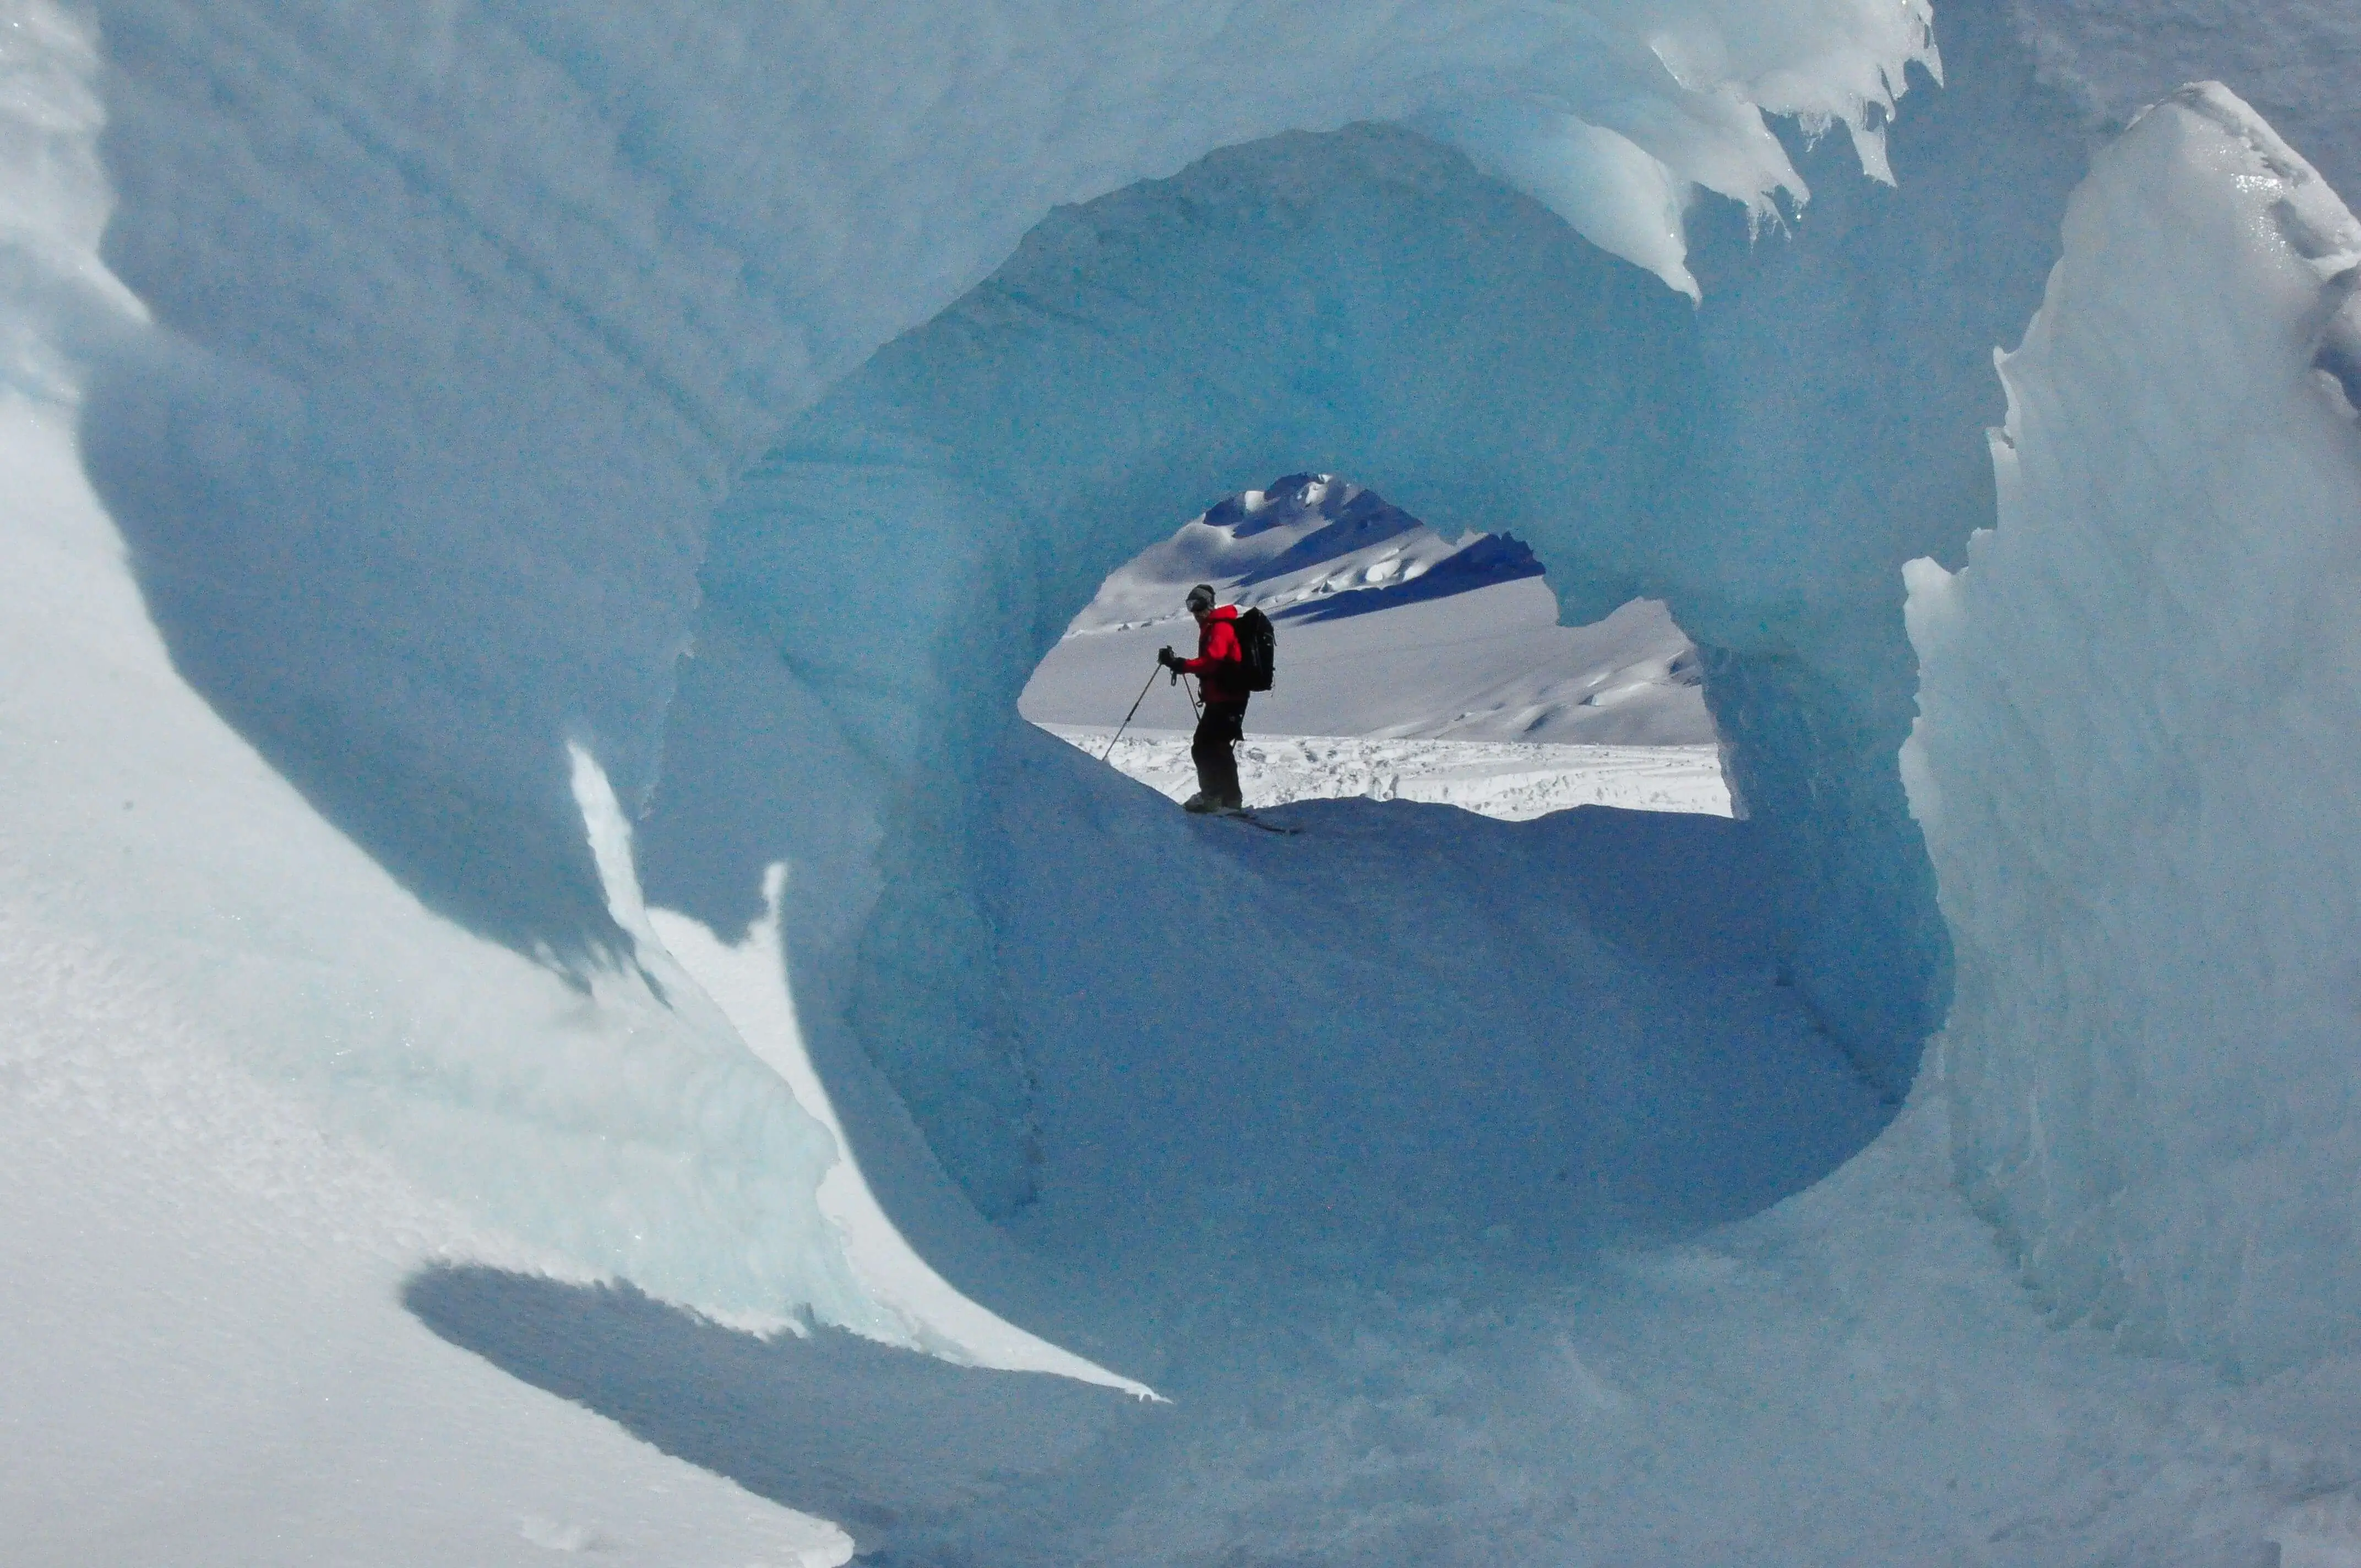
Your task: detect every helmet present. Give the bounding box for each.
[1185,583,1216,614]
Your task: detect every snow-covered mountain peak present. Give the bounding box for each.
[1063,473,1537,634]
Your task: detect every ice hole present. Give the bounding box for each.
[1018,471,1732,821]
[665,121,1950,1228]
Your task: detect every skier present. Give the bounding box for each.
[1160,582,1249,814]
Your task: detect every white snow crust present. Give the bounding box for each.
[0,894,859,1568]
[1905,82,2361,1374]
[963,736,2361,1564]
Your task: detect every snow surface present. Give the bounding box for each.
[1904,83,2361,1376]
[1031,580,1713,747]
[9,0,2361,1560]
[407,733,2361,1565]
[1040,728,1732,819]
[1052,473,1548,637]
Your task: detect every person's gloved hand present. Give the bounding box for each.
[1157,646,1179,671]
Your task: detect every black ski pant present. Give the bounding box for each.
[1193,699,1248,807]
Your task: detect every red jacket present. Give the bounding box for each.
[1183,606,1249,704]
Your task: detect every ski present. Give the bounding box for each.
[1181,800,1298,832]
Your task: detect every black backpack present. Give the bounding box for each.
[1233,606,1276,692]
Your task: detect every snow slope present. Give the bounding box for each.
[1019,473,1732,816]
[1020,473,1717,748]
[1053,472,1530,635]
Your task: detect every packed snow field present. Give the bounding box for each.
[1042,728,1733,819]
[8,0,2361,1564]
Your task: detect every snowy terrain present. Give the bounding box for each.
[1037,728,1731,818]
[7,0,2361,1564]
[1020,473,1731,816]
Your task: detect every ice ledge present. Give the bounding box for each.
[2149,83,2361,280]
[1903,82,2361,1374]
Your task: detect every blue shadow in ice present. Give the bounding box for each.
[404,1265,1151,1560]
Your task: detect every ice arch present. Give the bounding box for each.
[66,0,2076,1297]
[641,70,2082,1213]
[72,0,1927,957]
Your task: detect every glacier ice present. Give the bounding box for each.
[9,0,2361,1558]
[69,0,1940,956]
[0,0,1144,1365]
[1428,104,1715,301]
[1905,81,2361,1374]
[13,0,2082,1297]
[671,39,2085,1205]
[30,0,2071,1239]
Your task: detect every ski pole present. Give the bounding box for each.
[1101,662,1162,763]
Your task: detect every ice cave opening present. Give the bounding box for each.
[631,113,2006,1237]
[1018,471,1732,821]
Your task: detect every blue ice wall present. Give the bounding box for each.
[661,6,2092,1211]
[1675,0,2092,1080]
[77,1,796,952]
[39,0,2361,1411]
[1907,84,2361,1374]
[68,0,2095,1232]
[63,0,1944,972]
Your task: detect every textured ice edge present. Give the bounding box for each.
[1904,82,2361,1374]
